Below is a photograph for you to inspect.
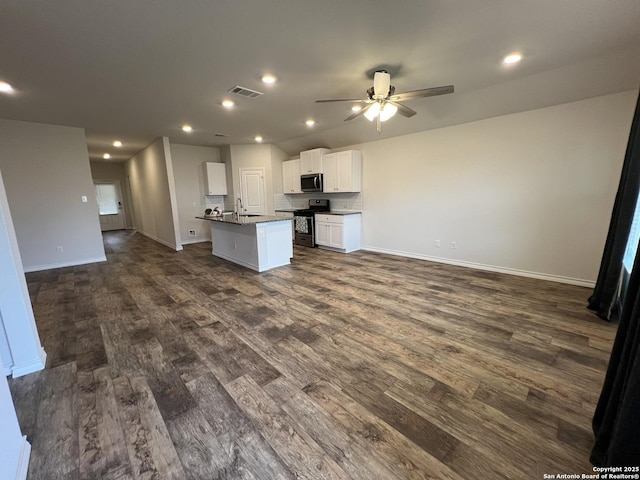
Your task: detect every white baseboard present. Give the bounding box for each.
[23,256,107,273]
[180,238,210,245]
[360,245,596,288]
[14,436,31,480]
[137,230,183,251]
[11,347,46,378]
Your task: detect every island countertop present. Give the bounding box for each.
[196,215,292,225]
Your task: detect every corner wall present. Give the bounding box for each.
[0,169,46,377]
[126,137,181,250]
[352,90,637,285]
[0,119,106,271]
[169,143,223,244]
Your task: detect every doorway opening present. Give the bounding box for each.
[95,180,125,231]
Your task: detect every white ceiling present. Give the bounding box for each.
[1,1,639,161]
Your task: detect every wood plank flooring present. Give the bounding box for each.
[9,230,617,479]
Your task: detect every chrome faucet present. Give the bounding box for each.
[235,197,244,218]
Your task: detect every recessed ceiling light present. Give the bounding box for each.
[503,52,522,65]
[254,135,263,143]
[113,140,122,147]
[103,153,111,159]
[305,119,316,127]
[261,74,276,84]
[0,81,14,93]
[222,99,235,108]
[182,125,193,133]
[351,105,362,112]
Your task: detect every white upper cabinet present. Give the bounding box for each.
[300,148,330,174]
[322,150,362,193]
[204,162,228,195]
[282,159,302,194]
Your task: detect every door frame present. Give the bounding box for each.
[94,179,127,230]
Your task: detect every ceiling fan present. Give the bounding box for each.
[316,70,454,132]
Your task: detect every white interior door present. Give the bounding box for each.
[95,181,125,231]
[239,168,266,215]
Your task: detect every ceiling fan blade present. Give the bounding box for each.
[389,85,454,102]
[344,104,372,121]
[315,98,363,103]
[389,101,417,118]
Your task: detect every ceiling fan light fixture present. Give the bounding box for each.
[379,103,398,122]
[364,102,381,121]
[373,71,391,98]
[351,105,362,112]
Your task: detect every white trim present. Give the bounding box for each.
[180,239,210,246]
[214,251,260,272]
[22,256,107,273]
[11,346,46,378]
[2,362,11,376]
[137,230,183,251]
[361,245,596,288]
[13,436,31,480]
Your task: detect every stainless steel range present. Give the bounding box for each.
[293,199,330,247]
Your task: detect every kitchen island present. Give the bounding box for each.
[197,215,293,272]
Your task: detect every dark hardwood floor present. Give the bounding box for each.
[9,230,617,479]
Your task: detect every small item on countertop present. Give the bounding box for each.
[213,206,222,216]
[204,208,213,216]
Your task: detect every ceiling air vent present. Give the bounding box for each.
[214,132,230,137]
[227,85,263,98]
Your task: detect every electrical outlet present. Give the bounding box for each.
[451,242,456,249]
[188,229,196,237]
[435,240,440,248]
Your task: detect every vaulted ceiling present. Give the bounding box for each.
[1,1,639,161]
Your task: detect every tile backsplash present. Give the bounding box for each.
[274,192,362,211]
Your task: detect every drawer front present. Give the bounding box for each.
[275,211,294,218]
[315,214,343,224]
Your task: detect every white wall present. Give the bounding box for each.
[350,91,637,285]
[89,160,134,228]
[0,119,106,271]
[0,169,43,478]
[0,169,46,377]
[0,369,30,480]
[169,143,224,244]
[126,137,182,250]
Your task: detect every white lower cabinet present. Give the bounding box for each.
[315,213,361,253]
[275,211,295,241]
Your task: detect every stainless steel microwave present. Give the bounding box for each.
[301,173,323,192]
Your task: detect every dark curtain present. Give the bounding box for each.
[588,92,640,320]
[590,90,640,465]
[591,245,640,465]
